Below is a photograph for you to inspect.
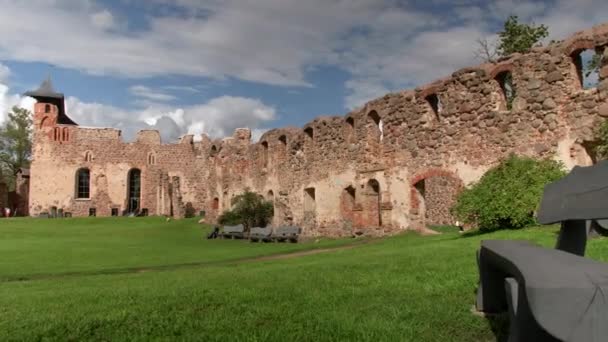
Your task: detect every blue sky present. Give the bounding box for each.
[0,0,606,142]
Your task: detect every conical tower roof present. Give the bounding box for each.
[24,76,64,99]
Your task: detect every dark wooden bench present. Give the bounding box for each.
[272,226,301,243]
[249,227,272,242]
[476,238,608,341]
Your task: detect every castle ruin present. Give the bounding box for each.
[22,23,608,236]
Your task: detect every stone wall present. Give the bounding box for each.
[28,23,608,236]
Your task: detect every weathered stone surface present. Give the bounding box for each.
[545,71,564,83]
[599,103,608,117]
[543,98,557,110]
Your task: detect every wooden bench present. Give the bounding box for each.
[221,224,245,239]
[476,230,608,341]
[272,226,301,243]
[249,227,272,242]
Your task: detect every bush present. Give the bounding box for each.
[451,155,566,231]
[218,210,242,226]
[217,189,274,231]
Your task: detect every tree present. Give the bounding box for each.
[217,188,273,231]
[0,106,32,188]
[476,16,549,62]
[497,15,549,57]
[451,155,566,231]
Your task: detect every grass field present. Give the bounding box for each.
[1,218,607,341]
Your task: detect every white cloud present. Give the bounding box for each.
[0,0,606,113]
[90,9,115,31]
[0,77,275,142]
[129,85,175,102]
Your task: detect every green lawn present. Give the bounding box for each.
[1,218,607,341]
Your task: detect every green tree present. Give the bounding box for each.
[0,106,32,188]
[451,155,566,231]
[496,15,549,57]
[218,189,273,231]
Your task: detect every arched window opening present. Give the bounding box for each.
[279,135,287,146]
[266,190,274,202]
[368,111,383,142]
[304,127,314,141]
[261,141,269,168]
[147,153,156,165]
[44,104,51,113]
[495,71,515,110]
[127,169,141,214]
[212,197,219,210]
[571,48,603,89]
[210,145,218,157]
[366,179,382,227]
[345,117,355,142]
[425,94,442,121]
[53,127,60,141]
[62,127,69,142]
[84,151,92,162]
[76,168,90,199]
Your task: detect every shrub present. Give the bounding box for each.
[451,155,566,231]
[218,189,274,231]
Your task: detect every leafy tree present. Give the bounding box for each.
[217,189,273,231]
[451,155,566,231]
[0,106,32,188]
[476,15,549,62]
[497,15,549,57]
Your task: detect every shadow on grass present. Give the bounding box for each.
[485,314,510,342]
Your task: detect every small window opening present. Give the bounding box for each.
[495,71,515,110]
[345,117,355,141]
[53,127,60,141]
[279,135,287,145]
[425,94,442,120]
[267,190,274,202]
[304,187,316,213]
[148,153,156,165]
[261,141,269,167]
[44,104,51,113]
[62,127,69,142]
[572,48,603,89]
[84,151,92,162]
[89,208,96,217]
[368,111,383,142]
[111,208,119,216]
[304,127,314,140]
[210,145,218,157]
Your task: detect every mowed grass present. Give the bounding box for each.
[0,217,352,280]
[1,218,607,341]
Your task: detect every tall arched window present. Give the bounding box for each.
[76,168,90,199]
[44,104,51,113]
[127,169,142,213]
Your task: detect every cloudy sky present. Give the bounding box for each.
[0,0,606,142]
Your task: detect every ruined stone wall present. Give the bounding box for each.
[29,23,608,236]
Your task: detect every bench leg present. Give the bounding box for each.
[506,279,558,342]
[477,248,508,313]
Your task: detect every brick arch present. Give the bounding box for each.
[562,39,596,57]
[410,169,464,228]
[488,62,514,79]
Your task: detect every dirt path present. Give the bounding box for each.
[0,238,377,283]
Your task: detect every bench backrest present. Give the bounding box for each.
[274,226,301,236]
[250,226,272,236]
[223,224,244,234]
